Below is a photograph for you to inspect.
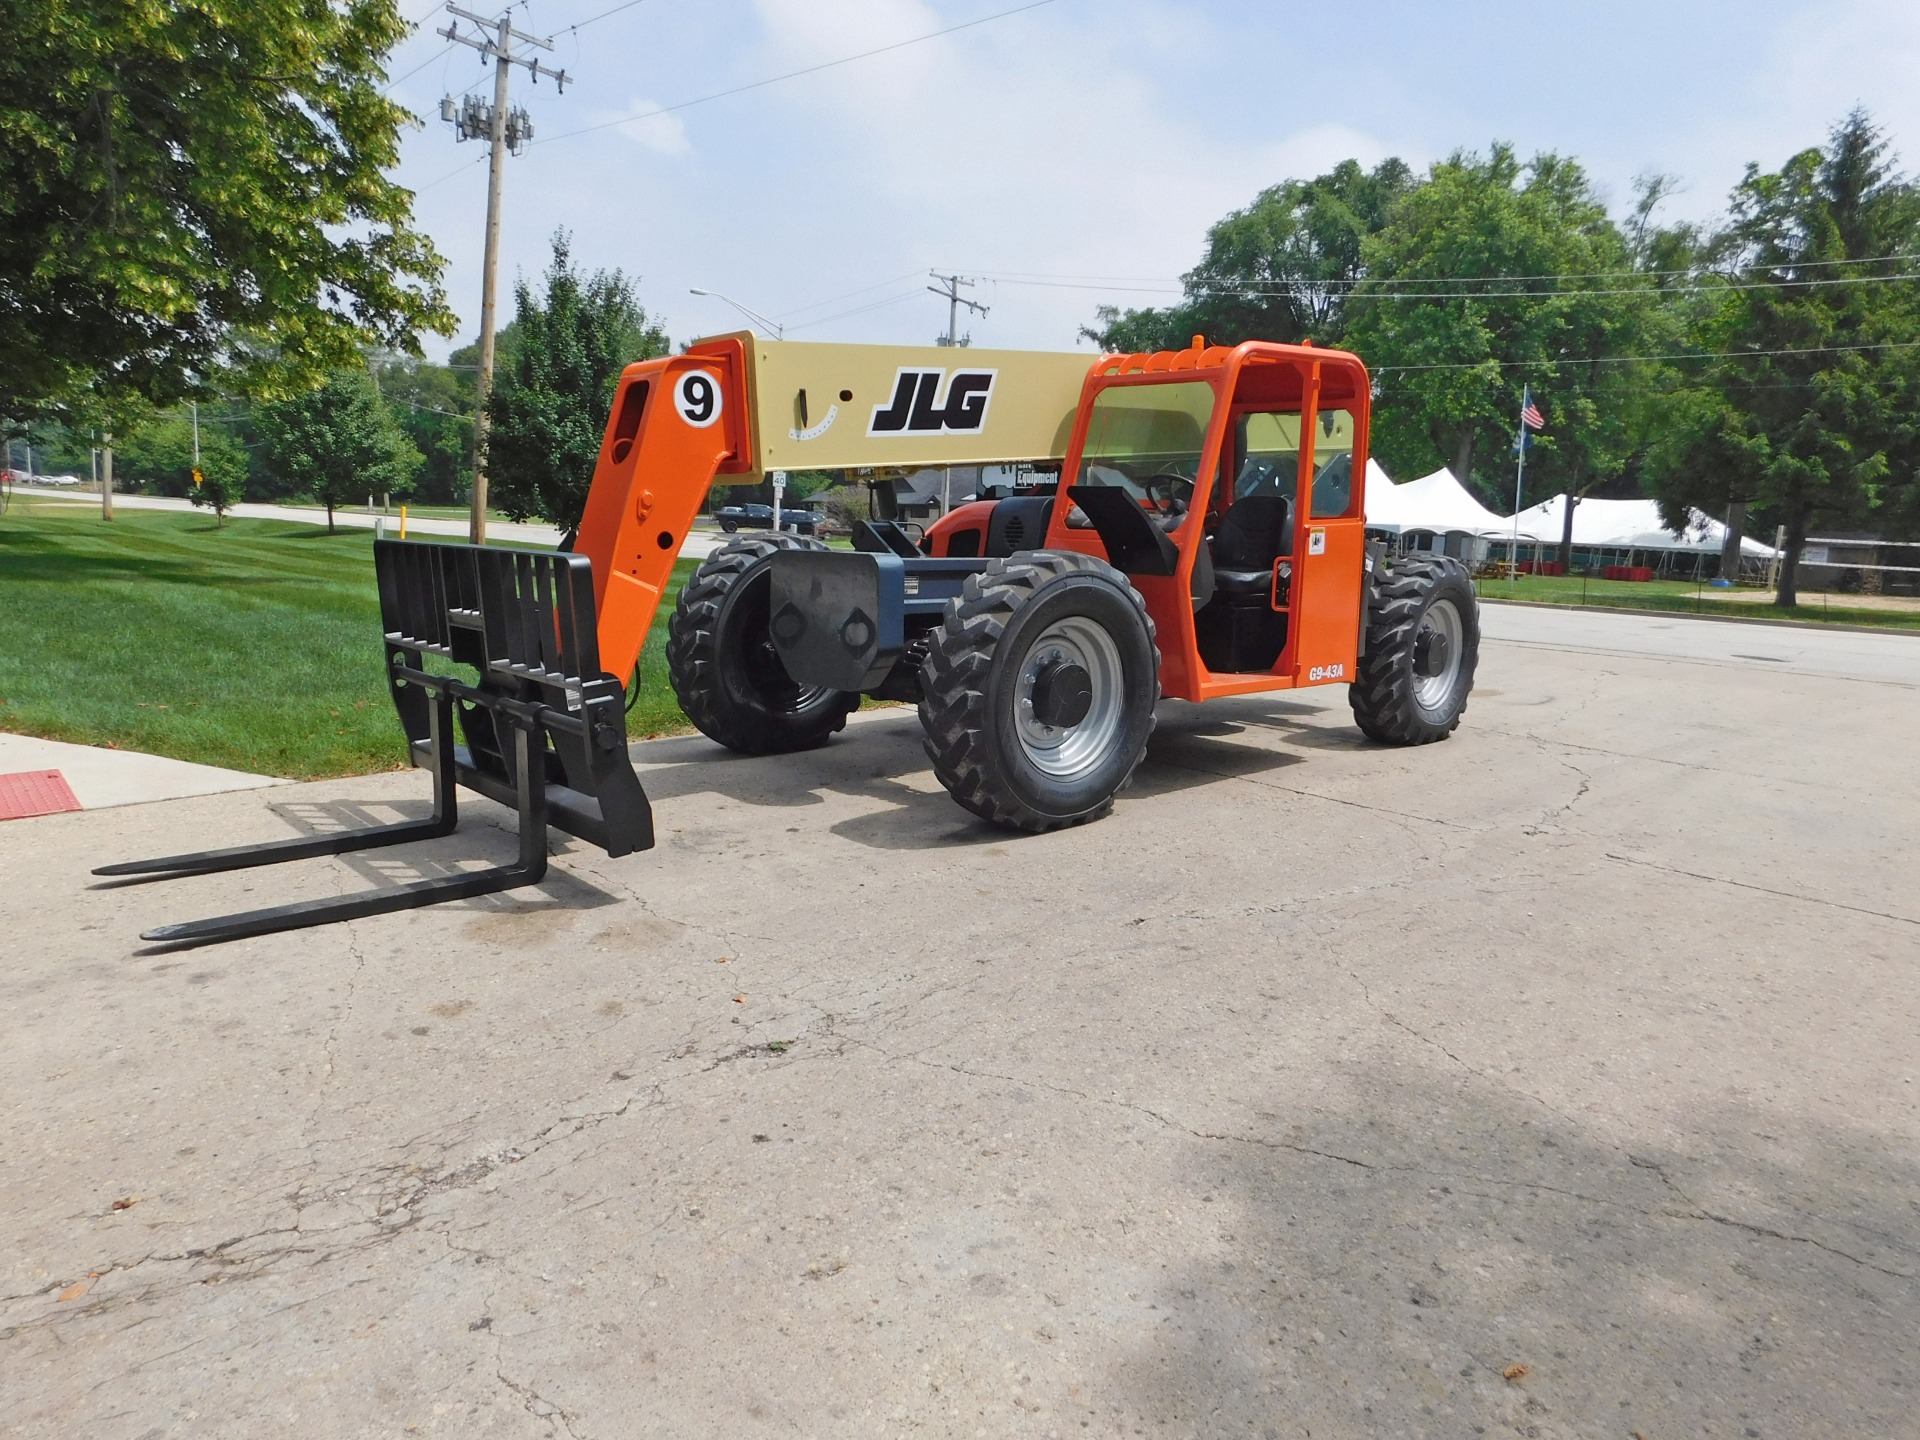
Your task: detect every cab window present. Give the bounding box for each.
[1078,381,1215,518]
[1230,408,1358,518]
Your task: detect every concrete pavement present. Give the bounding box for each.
[1,605,1914,1438]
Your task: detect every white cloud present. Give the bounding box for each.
[701,0,1406,347]
[602,97,692,155]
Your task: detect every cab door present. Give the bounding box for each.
[1288,366,1367,687]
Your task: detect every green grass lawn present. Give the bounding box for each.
[1476,572,1920,631]
[0,498,695,778]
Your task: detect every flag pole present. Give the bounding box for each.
[1510,385,1529,585]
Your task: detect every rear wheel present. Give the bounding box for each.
[667,535,860,753]
[1348,555,1479,744]
[919,550,1159,831]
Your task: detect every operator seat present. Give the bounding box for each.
[1209,493,1291,593]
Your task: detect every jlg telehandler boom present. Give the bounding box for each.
[105,333,1477,943]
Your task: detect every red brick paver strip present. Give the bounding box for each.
[0,769,83,820]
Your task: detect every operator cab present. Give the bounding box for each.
[1044,343,1374,695]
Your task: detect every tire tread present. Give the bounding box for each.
[1348,554,1478,745]
[666,534,859,753]
[918,550,1158,831]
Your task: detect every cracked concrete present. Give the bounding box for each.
[2,604,1917,1438]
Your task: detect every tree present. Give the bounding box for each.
[484,234,671,529]
[256,367,420,530]
[1646,112,1920,604]
[1346,145,1662,508]
[0,0,454,420]
[117,410,249,522]
[1083,159,1415,351]
[378,356,474,505]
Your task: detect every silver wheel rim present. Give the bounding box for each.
[1413,598,1464,715]
[1012,616,1126,781]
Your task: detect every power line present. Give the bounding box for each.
[983,272,1920,301]
[966,252,1919,289]
[414,152,489,192]
[563,0,647,33]
[774,268,930,321]
[786,289,927,333]
[384,42,456,93]
[405,400,478,424]
[532,0,1059,148]
[1373,339,1920,373]
[1349,273,1920,301]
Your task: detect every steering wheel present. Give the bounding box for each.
[1142,473,1195,517]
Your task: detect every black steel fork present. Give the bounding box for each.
[95,694,552,947]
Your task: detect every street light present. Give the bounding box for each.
[689,287,784,340]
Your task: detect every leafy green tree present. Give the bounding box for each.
[1346,145,1662,507]
[1645,112,1920,604]
[1083,159,1414,351]
[378,357,473,505]
[447,319,521,408]
[485,234,671,529]
[0,0,453,420]
[117,410,248,520]
[256,367,420,530]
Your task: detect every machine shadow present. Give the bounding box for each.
[118,790,620,953]
[269,796,621,916]
[1100,1058,1918,1439]
[628,699,1334,852]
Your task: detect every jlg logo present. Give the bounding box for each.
[868,368,998,436]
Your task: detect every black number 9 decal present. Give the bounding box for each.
[674,370,722,428]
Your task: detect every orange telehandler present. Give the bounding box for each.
[106,333,1477,943]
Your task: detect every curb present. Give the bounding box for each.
[1478,595,1920,639]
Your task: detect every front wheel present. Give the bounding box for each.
[667,535,860,754]
[1348,555,1479,744]
[919,550,1159,832]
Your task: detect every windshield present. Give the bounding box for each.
[1077,381,1216,502]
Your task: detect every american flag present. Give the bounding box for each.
[1520,394,1546,431]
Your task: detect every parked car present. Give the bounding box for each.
[714,502,825,535]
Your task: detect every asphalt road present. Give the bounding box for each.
[2,605,1914,1439]
[1480,598,1920,683]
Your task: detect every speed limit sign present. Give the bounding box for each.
[673,370,723,428]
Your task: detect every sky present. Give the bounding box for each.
[382,0,1920,359]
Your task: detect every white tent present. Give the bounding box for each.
[1360,458,1400,523]
[1508,494,1777,557]
[1363,466,1512,538]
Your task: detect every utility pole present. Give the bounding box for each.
[928,271,988,348]
[929,272,988,510]
[439,3,569,544]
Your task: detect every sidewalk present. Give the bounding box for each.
[13,485,726,557]
[0,732,282,818]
